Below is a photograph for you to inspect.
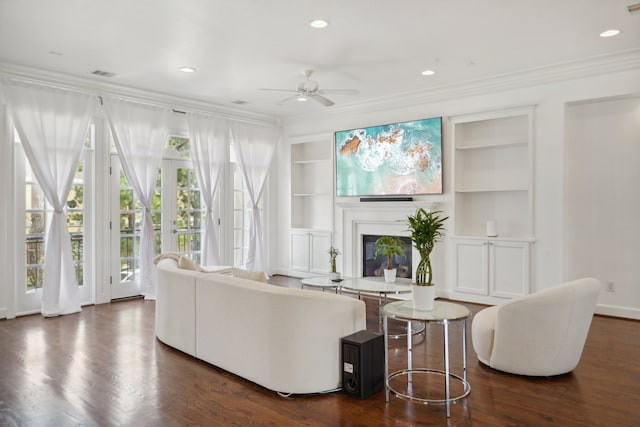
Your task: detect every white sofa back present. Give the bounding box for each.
[156,258,367,394]
[156,260,199,355]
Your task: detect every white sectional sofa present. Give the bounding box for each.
[155,258,367,394]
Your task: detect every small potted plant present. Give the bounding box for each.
[374,235,406,283]
[406,208,448,310]
[328,247,341,281]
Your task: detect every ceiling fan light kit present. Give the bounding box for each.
[260,69,358,107]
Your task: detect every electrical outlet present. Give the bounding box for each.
[606,281,615,292]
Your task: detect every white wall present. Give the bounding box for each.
[0,103,15,318]
[565,97,640,319]
[276,67,640,319]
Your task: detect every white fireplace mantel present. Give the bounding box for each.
[335,201,440,278]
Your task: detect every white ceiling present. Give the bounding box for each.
[1,0,639,118]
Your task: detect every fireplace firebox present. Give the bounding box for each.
[362,235,412,279]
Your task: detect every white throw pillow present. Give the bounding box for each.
[232,268,267,283]
[153,252,182,265]
[178,255,205,272]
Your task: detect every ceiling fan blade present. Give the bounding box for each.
[308,94,335,107]
[276,94,301,105]
[259,88,299,93]
[319,89,360,96]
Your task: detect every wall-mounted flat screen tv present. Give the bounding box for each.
[335,117,442,197]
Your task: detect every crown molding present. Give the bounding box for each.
[0,62,279,126]
[3,48,639,127]
[284,48,640,123]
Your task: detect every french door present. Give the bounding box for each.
[161,158,207,264]
[109,155,208,299]
[15,143,95,314]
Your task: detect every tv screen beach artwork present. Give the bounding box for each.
[335,117,442,197]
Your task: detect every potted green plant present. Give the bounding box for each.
[374,235,406,283]
[406,208,448,310]
[328,247,341,281]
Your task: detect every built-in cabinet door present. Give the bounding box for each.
[489,241,530,298]
[290,232,310,272]
[309,232,331,274]
[290,230,331,274]
[453,238,530,299]
[453,239,489,295]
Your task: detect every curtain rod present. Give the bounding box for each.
[1,72,279,127]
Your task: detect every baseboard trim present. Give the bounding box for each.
[595,303,640,320]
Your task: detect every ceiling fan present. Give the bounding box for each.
[260,70,359,107]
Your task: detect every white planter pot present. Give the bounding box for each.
[328,272,341,282]
[383,268,397,283]
[412,285,436,311]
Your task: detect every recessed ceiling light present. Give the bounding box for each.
[599,29,620,38]
[421,69,436,76]
[309,19,329,29]
[180,67,196,73]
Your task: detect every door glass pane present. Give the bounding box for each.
[67,172,84,286]
[230,160,265,268]
[175,167,204,263]
[23,135,91,291]
[118,169,162,283]
[25,174,46,291]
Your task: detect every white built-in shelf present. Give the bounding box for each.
[451,106,534,240]
[455,139,528,151]
[292,192,331,197]
[454,186,528,193]
[451,235,536,243]
[290,137,334,231]
[291,158,330,165]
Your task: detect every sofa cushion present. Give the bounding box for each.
[232,268,267,282]
[179,255,206,272]
[153,251,182,265]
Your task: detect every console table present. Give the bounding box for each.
[382,300,471,418]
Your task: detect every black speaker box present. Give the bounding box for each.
[341,330,384,399]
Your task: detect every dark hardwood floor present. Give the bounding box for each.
[0,275,638,426]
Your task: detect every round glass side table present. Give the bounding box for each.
[382,300,471,418]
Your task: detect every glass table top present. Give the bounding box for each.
[382,300,471,322]
[340,277,413,294]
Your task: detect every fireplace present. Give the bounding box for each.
[336,201,437,279]
[362,235,413,279]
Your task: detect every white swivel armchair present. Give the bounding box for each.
[472,278,601,376]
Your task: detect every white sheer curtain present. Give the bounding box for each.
[1,79,97,316]
[103,97,170,300]
[188,113,229,266]
[230,122,279,270]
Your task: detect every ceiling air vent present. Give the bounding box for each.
[91,70,116,78]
